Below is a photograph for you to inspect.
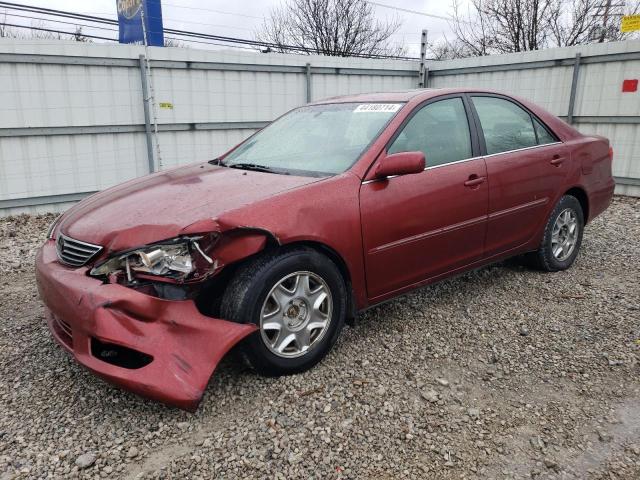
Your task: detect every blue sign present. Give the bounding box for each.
[117,0,164,46]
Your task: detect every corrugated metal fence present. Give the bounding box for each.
[1,38,639,216]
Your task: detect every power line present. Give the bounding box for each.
[0,9,254,34]
[0,11,262,51]
[0,2,419,60]
[164,36,258,51]
[0,13,260,51]
[161,2,262,20]
[1,12,119,33]
[1,22,116,41]
[366,1,450,21]
[366,1,474,27]
[158,18,253,32]
[0,5,255,35]
[0,2,118,25]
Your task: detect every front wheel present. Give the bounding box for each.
[525,195,584,271]
[221,248,346,376]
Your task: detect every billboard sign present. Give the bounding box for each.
[117,0,164,46]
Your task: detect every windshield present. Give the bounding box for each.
[222,102,403,176]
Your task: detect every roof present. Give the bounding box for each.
[310,88,498,104]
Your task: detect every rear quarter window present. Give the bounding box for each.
[533,118,558,145]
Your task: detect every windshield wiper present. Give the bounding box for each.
[227,163,285,174]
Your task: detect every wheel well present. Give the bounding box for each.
[565,187,590,223]
[196,239,358,321]
[286,241,350,280]
[284,241,357,321]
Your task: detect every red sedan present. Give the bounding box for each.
[36,88,615,410]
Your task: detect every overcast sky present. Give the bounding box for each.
[1,1,459,57]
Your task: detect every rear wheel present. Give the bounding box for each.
[221,248,346,376]
[525,195,584,271]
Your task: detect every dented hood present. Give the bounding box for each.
[59,163,319,252]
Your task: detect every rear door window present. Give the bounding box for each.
[471,96,537,155]
[388,97,472,167]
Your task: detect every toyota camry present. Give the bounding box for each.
[36,88,615,410]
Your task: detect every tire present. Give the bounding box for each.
[221,247,347,376]
[525,195,584,271]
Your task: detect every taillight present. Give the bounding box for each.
[609,146,614,162]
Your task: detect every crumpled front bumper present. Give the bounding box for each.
[35,240,256,411]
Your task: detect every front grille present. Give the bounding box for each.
[56,233,102,267]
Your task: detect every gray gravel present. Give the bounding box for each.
[0,196,639,479]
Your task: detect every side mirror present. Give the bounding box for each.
[375,151,425,179]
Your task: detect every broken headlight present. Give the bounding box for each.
[90,236,215,282]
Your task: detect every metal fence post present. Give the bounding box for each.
[305,62,312,103]
[138,54,155,173]
[418,29,428,88]
[567,53,581,124]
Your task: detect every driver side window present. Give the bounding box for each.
[388,97,473,168]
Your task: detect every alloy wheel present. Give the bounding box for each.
[259,271,333,358]
[551,208,579,261]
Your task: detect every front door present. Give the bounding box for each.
[360,96,488,302]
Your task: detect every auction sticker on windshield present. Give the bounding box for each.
[354,104,402,113]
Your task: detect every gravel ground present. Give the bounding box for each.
[0,196,639,479]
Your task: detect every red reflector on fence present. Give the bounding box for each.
[622,79,638,92]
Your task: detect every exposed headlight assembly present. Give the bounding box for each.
[90,236,216,283]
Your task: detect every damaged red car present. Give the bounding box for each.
[36,88,615,410]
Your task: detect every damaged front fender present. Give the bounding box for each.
[179,219,280,280]
[208,226,279,268]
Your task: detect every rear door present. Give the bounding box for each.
[468,94,569,258]
[360,95,488,301]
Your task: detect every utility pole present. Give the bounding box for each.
[418,29,428,88]
[140,7,163,171]
[593,0,625,42]
[598,0,613,42]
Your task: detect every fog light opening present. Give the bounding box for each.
[90,338,153,369]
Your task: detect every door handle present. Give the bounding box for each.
[464,175,486,188]
[550,154,565,166]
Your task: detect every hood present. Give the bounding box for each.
[59,163,320,252]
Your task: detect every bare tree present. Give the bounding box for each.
[433,0,640,59]
[256,0,405,57]
[72,26,90,43]
[0,12,9,38]
[447,0,557,55]
[164,38,185,48]
[427,37,473,59]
